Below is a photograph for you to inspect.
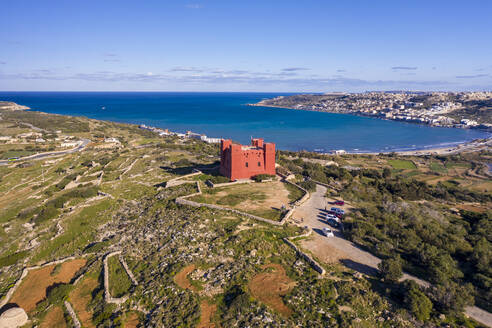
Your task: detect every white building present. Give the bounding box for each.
[61,141,79,148]
[201,136,221,144]
[104,137,120,143]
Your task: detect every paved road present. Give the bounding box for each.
[0,138,90,166]
[292,184,491,327]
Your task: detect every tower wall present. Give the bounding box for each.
[219,138,276,180]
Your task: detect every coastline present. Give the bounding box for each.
[2,98,490,157]
[0,101,30,111]
[248,103,492,132]
[348,138,492,156]
[248,103,491,155]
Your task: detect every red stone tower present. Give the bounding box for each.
[220,138,276,180]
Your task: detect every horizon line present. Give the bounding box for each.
[1,90,491,93]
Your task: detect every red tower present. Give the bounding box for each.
[220,138,276,180]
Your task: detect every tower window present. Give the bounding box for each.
[245,162,248,167]
[258,162,261,166]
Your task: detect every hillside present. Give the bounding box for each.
[253,92,492,130]
[0,107,491,327]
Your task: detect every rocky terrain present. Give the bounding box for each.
[0,101,30,111]
[0,106,490,327]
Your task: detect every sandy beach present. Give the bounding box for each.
[353,137,492,156]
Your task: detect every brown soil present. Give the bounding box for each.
[10,258,86,312]
[469,181,492,193]
[40,305,67,328]
[248,264,296,317]
[457,204,488,213]
[202,181,291,212]
[338,305,353,312]
[174,264,198,292]
[300,236,348,263]
[197,301,218,328]
[424,176,452,185]
[69,277,98,328]
[123,311,140,328]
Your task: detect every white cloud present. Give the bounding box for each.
[391,66,418,71]
[186,4,202,9]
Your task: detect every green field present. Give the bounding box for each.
[387,159,417,170]
[108,255,132,298]
[429,162,448,173]
[190,180,294,221]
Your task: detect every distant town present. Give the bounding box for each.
[252,91,492,131]
[139,124,221,144]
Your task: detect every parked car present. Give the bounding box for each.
[325,214,340,222]
[327,218,339,227]
[323,227,334,237]
[331,207,345,215]
[334,200,345,206]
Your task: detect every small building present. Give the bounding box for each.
[201,135,221,144]
[104,137,120,143]
[220,138,276,180]
[61,141,79,148]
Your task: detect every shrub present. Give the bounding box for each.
[378,256,403,283]
[252,174,276,182]
[428,281,475,313]
[34,205,60,224]
[0,250,29,268]
[298,180,316,192]
[402,281,433,321]
[46,283,73,305]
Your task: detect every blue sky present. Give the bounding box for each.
[1,0,491,92]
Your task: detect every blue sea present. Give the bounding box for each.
[0,92,489,153]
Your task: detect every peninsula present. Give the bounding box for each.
[251,91,492,131]
[0,101,30,111]
[0,103,491,328]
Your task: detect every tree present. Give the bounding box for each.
[428,281,474,313]
[378,255,403,283]
[403,281,433,321]
[383,167,392,179]
[471,237,491,273]
[46,283,72,305]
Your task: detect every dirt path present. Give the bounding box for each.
[123,311,140,328]
[197,301,218,328]
[293,185,381,274]
[174,264,197,292]
[293,184,492,327]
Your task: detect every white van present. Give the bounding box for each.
[323,227,334,237]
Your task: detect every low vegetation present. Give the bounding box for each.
[0,107,490,327]
[278,150,492,318]
[108,256,132,298]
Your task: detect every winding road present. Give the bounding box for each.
[0,139,90,166]
[292,184,492,327]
